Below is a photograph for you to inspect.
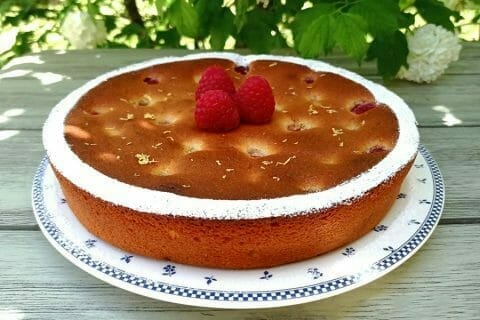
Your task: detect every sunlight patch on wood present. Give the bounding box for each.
[0,130,20,141]
[432,105,462,127]
[31,72,70,85]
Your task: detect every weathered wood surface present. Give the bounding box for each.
[0,46,479,319]
[1,225,479,319]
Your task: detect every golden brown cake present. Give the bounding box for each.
[43,53,419,269]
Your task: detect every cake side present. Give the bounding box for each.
[52,160,413,269]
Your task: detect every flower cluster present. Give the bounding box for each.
[440,0,480,10]
[397,24,462,83]
[60,11,107,49]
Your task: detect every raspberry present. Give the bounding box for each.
[195,66,236,100]
[195,90,240,132]
[235,76,275,124]
[351,101,377,114]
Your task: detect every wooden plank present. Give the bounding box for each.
[0,45,479,130]
[421,127,480,223]
[0,130,44,226]
[2,41,478,76]
[0,225,478,319]
[1,127,479,227]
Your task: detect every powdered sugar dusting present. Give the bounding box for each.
[42,53,419,220]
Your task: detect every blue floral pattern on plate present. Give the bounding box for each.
[31,145,445,308]
[307,268,323,279]
[260,271,273,280]
[373,225,388,232]
[84,239,97,248]
[121,255,133,263]
[204,276,217,285]
[162,264,176,276]
[342,247,356,257]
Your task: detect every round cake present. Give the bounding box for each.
[43,53,419,269]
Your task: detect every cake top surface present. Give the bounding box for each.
[43,53,419,219]
[63,58,399,200]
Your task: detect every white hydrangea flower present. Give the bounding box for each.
[61,11,107,49]
[440,0,480,10]
[396,24,462,83]
[440,0,462,10]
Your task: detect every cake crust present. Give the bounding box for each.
[53,161,412,269]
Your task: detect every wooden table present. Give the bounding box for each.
[1,45,479,319]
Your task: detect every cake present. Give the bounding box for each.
[42,53,419,269]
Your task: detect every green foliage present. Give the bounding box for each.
[333,13,368,63]
[292,4,336,57]
[0,0,478,78]
[169,0,199,38]
[367,31,409,79]
[415,0,460,31]
[349,0,400,37]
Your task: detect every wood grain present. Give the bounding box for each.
[0,225,478,319]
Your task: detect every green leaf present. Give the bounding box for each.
[367,30,408,79]
[119,23,144,37]
[399,0,416,10]
[210,8,234,50]
[87,3,100,17]
[156,29,182,47]
[155,0,177,19]
[169,0,199,38]
[12,31,33,56]
[473,12,480,23]
[415,0,459,31]
[240,9,277,53]
[194,0,223,39]
[349,0,399,37]
[397,12,415,28]
[234,0,250,32]
[0,1,14,15]
[282,0,305,13]
[334,13,368,63]
[292,4,336,58]
[104,15,117,32]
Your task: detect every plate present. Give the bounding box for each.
[32,145,444,309]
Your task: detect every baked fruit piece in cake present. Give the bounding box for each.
[43,53,419,269]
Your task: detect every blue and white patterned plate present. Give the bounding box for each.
[32,145,444,309]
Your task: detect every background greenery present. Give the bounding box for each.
[0,0,479,78]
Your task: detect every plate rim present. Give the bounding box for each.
[31,145,445,309]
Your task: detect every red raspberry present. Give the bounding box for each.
[235,76,275,124]
[195,66,236,100]
[195,90,240,132]
[351,101,377,114]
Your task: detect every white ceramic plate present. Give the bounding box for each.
[32,145,444,309]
